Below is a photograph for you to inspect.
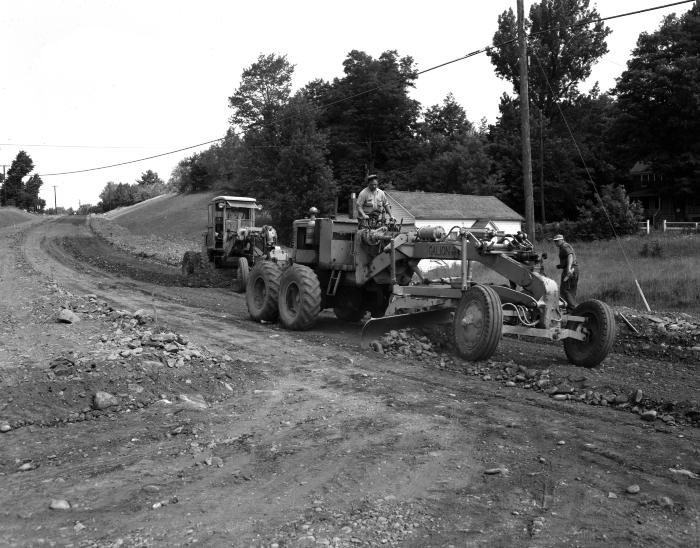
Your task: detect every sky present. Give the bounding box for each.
[0,0,692,210]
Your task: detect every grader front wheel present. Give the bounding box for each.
[234,257,249,294]
[278,265,322,330]
[246,262,281,322]
[452,285,503,361]
[563,299,616,368]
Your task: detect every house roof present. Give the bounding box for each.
[386,191,523,221]
[629,162,651,175]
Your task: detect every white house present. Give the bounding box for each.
[384,191,523,236]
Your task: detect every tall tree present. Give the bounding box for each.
[489,0,610,117]
[408,94,501,196]
[23,174,45,211]
[487,93,616,221]
[228,53,294,132]
[2,151,34,207]
[271,92,336,241]
[229,54,296,199]
[318,50,421,206]
[229,56,335,240]
[612,4,700,202]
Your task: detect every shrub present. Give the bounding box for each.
[575,184,644,240]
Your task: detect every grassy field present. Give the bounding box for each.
[572,232,700,314]
[0,207,36,228]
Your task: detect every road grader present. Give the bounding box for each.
[181,196,284,292]
[245,210,616,368]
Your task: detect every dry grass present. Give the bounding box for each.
[569,233,700,314]
[90,190,224,267]
[0,207,37,228]
[89,215,200,267]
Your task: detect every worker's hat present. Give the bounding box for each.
[552,234,564,241]
[366,173,378,181]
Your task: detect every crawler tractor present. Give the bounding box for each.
[181,196,285,291]
[245,211,616,368]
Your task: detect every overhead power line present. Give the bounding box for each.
[0,143,176,150]
[36,0,695,178]
[39,139,223,176]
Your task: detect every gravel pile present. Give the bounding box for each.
[368,327,699,428]
[0,287,250,433]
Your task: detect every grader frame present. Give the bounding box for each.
[245,214,616,368]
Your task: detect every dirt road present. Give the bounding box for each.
[0,216,698,547]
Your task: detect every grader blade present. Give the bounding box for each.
[360,308,453,349]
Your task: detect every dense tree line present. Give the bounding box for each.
[163,1,699,241]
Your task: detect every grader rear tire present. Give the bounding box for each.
[278,265,322,330]
[234,257,249,294]
[246,262,281,322]
[563,299,616,368]
[452,285,503,361]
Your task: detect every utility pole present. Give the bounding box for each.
[53,185,57,214]
[1,164,7,206]
[518,0,536,240]
[539,108,545,225]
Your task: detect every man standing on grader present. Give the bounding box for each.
[355,173,392,225]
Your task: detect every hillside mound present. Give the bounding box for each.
[0,207,36,228]
[105,191,232,240]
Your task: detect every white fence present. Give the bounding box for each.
[638,220,700,233]
[662,220,700,232]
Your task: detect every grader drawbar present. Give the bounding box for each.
[245,213,616,368]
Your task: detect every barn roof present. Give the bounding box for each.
[386,191,523,221]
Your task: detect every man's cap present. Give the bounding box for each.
[367,173,378,181]
[552,234,564,241]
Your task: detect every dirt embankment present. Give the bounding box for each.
[0,216,698,547]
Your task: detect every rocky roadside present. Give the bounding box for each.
[368,326,700,429]
[0,283,253,437]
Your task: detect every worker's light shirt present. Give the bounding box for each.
[356,187,388,214]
